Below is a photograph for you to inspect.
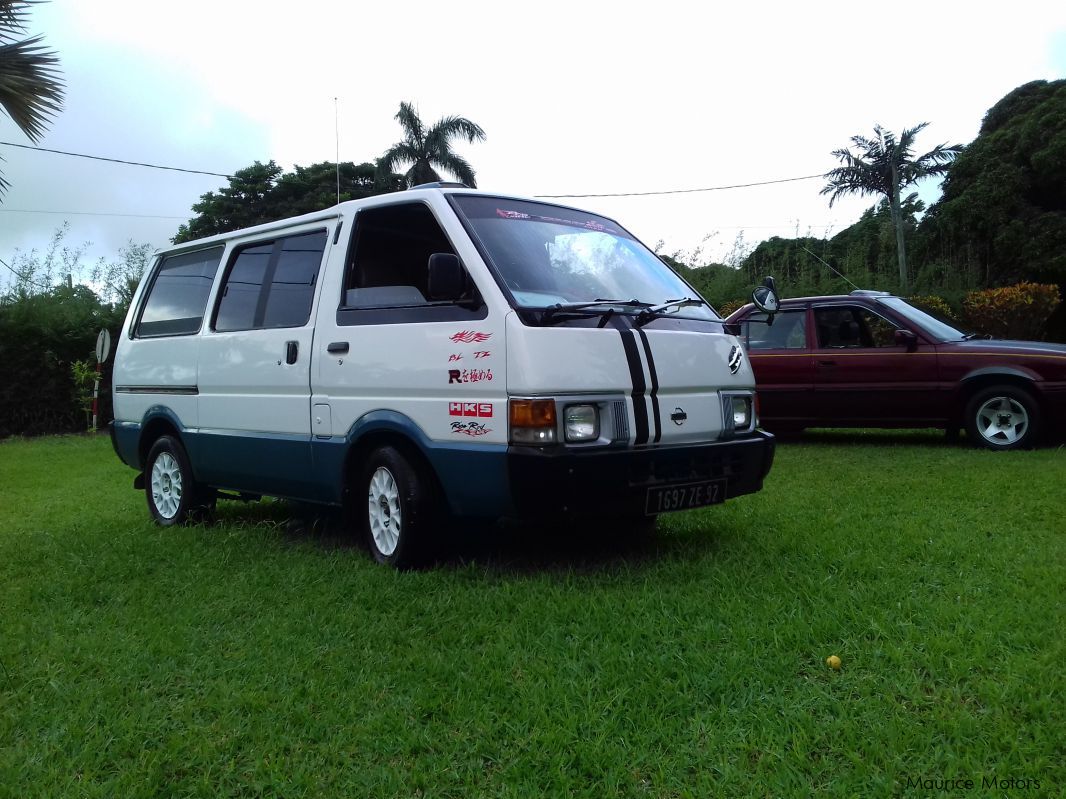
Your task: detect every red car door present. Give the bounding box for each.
[811,302,944,425]
[739,307,816,427]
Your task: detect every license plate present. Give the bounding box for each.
[645,479,726,515]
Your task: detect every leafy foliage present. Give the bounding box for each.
[379,101,486,188]
[0,0,64,195]
[961,282,1061,340]
[921,80,1066,288]
[174,160,405,244]
[0,227,146,437]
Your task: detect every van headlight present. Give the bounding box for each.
[564,404,599,442]
[720,392,755,436]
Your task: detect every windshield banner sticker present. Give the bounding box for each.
[496,207,611,233]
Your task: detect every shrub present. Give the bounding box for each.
[716,299,746,318]
[908,294,958,320]
[961,283,1061,340]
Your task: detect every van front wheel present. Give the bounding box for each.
[145,436,200,526]
[363,446,434,568]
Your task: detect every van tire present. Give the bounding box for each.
[363,446,435,568]
[145,436,201,526]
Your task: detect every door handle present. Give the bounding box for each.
[327,341,349,354]
[817,360,837,367]
[285,341,299,364]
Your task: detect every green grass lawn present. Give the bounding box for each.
[1,432,1063,798]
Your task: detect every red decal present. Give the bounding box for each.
[450,331,492,344]
[473,350,491,359]
[447,402,493,418]
[448,353,463,362]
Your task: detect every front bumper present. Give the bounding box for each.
[507,430,775,517]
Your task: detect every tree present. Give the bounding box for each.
[920,80,1066,288]
[378,101,486,188]
[821,123,960,293]
[173,160,404,243]
[0,0,64,196]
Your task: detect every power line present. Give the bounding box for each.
[0,140,235,179]
[3,138,828,199]
[534,173,826,199]
[0,208,186,220]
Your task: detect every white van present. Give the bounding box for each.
[111,184,777,566]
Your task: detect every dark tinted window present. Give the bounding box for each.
[136,247,224,337]
[215,230,326,332]
[263,232,326,327]
[815,306,898,348]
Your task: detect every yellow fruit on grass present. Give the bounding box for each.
[826,655,842,670]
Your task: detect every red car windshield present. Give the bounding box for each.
[880,297,968,341]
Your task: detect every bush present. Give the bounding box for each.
[716,299,746,318]
[908,294,959,320]
[961,282,1061,340]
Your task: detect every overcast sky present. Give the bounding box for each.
[2,0,1065,287]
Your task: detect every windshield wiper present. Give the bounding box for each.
[540,299,651,326]
[635,297,707,327]
[961,332,993,340]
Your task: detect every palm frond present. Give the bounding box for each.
[394,101,424,147]
[0,34,64,141]
[427,115,485,146]
[433,152,477,188]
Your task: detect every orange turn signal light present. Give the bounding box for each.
[509,398,557,428]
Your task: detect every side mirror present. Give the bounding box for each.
[894,329,918,352]
[427,253,465,301]
[751,276,780,323]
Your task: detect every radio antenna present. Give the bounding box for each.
[801,246,860,291]
[334,97,340,205]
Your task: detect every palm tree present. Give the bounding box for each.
[821,123,960,293]
[0,0,63,196]
[379,101,485,188]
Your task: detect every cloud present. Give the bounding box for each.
[3,0,1065,283]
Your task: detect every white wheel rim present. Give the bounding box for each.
[150,451,183,519]
[367,466,402,556]
[975,395,1028,446]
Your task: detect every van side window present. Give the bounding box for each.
[136,246,224,337]
[338,203,485,326]
[215,230,327,332]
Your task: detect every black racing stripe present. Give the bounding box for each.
[619,330,649,445]
[636,328,661,443]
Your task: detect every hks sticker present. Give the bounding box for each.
[449,402,493,418]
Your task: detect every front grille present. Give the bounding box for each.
[627,448,744,485]
[612,400,630,442]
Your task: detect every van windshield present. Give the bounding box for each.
[451,196,718,321]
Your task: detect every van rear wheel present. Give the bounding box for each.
[145,435,201,526]
[363,446,435,568]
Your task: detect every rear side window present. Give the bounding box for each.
[136,247,224,337]
[215,230,327,332]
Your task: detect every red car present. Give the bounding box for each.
[726,290,1066,449]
